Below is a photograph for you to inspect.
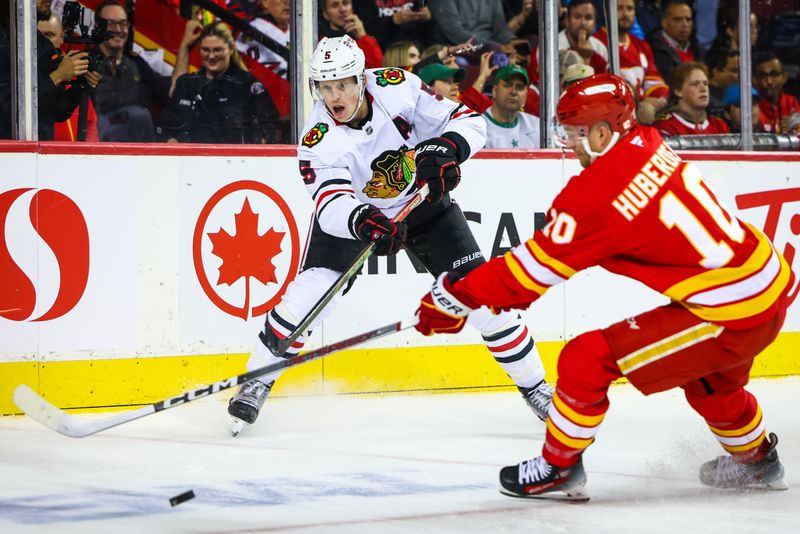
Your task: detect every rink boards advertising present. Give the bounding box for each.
[1,143,800,414]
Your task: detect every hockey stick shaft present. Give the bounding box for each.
[273,183,428,357]
[13,316,420,438]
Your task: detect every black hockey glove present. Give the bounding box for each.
[353,205,407,256]
[414,136,461,204]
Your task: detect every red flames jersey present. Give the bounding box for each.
[595,29,669,99]
[758,92,800,133]
[653,112,730,136]
[459,124,793,329]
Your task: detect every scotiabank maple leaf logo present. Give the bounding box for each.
[207,197,285,317]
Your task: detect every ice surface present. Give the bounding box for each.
[1,377,799,533]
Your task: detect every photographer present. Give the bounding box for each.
[90,0,170,142]
[158,22,279,144]
[0,0,96,140]
[38,12,100,141]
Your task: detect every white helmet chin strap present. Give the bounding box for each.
[580,131,620,164]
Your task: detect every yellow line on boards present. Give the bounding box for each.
[2,333,800,415]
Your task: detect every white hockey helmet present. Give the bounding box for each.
[309,35,367,122]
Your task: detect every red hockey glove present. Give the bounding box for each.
[414,136,461,204]
[353,205,407,256]
[416,272,482,336]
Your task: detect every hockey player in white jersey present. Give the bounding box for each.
[227,35,553,435]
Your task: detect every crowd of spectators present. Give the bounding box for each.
[2,0,800,146]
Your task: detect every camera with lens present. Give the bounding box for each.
[61,0,116,73]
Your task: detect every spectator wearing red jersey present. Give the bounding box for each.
[752,52,800,134]
[319,0,383,68]
[646,1,705,81]
[527,0,607,86]
[653,62,730,136]
[595,0,668,104]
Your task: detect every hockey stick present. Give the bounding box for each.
[13,316,420,438]
[270,183,429,358]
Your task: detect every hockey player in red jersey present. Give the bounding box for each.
[415,73,792,499]
[226,35,554,435]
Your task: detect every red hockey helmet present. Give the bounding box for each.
[556,73,636,136]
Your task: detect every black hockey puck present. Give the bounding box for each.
[169,490,195,507]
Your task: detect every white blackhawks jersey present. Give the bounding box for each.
[235,17,289,79]
[297,68,487,240]
[483,110,541,149]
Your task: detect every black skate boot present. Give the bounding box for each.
[499,456,589,502]
[699,432,787,490]
[228,380,273,436]
[518,380,554,421]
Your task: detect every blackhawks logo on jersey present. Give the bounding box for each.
[302,122,329,147]
[363,146,416,199]
[374,68,406,87]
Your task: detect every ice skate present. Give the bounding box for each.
[499,456,589,502]
[518,380,554,421]
[228,380,274,436]
[699,432,787,490]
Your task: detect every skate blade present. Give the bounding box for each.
[499,488,590,503]
[231,417,247,437]
[740,478,789,491]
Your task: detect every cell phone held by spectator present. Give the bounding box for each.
[413,0,427,11]
[491,52,509,69]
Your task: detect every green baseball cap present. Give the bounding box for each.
[495,64,529,85]
[418,63,466,85]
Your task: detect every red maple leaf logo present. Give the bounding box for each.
[207,197,285,319]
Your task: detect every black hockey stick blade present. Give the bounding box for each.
[13,316,419,438]
[272,183,429,358]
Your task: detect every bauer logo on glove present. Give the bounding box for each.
[416,272,482,335]
[414,136,462,204]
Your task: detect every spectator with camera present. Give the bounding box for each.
[158,22,279,144]
[653,62,729,136]
[91,0,170,142]
[483,64,540,148]
[355,1,434,50]
[0,0,97,140]
[37,11,100,142]
[319,0,383,68]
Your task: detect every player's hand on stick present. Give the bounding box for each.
[414,137,461,204]
[416,272,480,335]
[353,205,407,255]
